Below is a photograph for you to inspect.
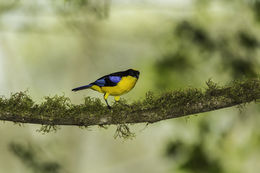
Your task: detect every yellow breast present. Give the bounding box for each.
[100,76,138,96]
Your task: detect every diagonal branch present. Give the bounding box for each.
[0,79,259,129]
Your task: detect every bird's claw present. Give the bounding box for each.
[107,105,112,110]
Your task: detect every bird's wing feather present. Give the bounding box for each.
[72,70,125,91]
[108,76,121,83]
[93,75,122,87]
[93,78,106,86]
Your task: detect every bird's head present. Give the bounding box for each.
[127,69,140,79]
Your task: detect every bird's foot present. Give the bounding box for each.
[107,105,112,110]
[104,98,112,110]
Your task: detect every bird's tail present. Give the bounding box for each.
[72,84,93,92]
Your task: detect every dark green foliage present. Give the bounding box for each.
[156,52,193,73]
[180,145,222,173]
[238,31,259,49]
[154,51,193,89]
[166,142,223,173]
[165,140,184,157]
[9,142,61,173]
[165,119,223,173]
[251,0,260,21]
[175,21,215,50]
[156,20,259,84]
[229,59,257,78]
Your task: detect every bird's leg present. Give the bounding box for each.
[105,99,111,109]
[104,93,111,109]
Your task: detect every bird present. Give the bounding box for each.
[72,69,140,109]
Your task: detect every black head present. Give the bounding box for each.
[126,69,140,79]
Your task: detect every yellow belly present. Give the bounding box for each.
[91,76,138,96]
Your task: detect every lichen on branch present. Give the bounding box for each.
[0,78,259,134]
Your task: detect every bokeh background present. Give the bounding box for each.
[0,0,260,172]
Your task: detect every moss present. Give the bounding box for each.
[0,78,259,138]
[0,91,34,117]
[36,125,61,134]
[114,124,135,139]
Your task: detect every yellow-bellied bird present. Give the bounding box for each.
[72,69,140,109]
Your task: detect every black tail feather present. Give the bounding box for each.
[72,84,92,92]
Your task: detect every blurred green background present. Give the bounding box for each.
[0,0,260,172]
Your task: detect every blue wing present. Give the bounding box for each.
[109,76,121,84]
[93,76,122,87]
[93,78,106,86]
[72,73,123,91]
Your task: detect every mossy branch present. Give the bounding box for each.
[0,79,259,130]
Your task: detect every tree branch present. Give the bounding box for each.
[0,79,259,129]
